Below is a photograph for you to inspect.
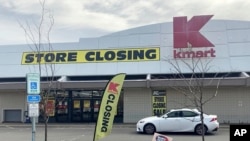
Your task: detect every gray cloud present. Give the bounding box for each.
[1,0,250,45]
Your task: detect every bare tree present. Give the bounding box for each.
[166,57,224,141]
[19,0,56,141]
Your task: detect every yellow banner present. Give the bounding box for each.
[93,73,126,141]
[21,47,160,64]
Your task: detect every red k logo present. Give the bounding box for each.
[173,15,214,48]
[108,82,120,94]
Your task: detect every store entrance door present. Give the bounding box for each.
[72,98,101,122]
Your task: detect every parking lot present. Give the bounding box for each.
[0,123,229,141]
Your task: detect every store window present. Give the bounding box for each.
[70,90,124,123]
[55,91,69,122]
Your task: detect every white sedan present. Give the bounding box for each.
[136,108,219,135]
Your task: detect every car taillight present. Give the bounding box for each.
[210,117,217,122]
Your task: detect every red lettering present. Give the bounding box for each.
[173,48,216,58]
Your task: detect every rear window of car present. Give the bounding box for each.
[182,111,199,117]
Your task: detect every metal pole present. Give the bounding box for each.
[32,117,36,141]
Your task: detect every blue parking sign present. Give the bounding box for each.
[30,82,37,89]
[27,73,40,95]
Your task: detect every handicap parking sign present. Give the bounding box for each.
[27,73,40,95]
[30,82,37,89]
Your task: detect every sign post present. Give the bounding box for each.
[26,73,40,141]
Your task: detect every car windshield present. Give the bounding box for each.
[159,110,171,117]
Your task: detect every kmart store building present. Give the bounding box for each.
[0,15,250,124]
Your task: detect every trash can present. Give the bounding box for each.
[24,111,31,123]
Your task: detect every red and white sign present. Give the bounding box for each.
[152,133,173,141]
[173,15,216,58]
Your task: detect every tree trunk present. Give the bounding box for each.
[200,106,205,141]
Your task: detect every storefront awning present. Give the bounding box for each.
[0,72,249,90]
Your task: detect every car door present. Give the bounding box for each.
[178,111,198,132]
[159,111,181,132]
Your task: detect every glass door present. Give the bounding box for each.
[82,99,91,122]
[72,100,81,122]
[93,99,101,122]
[72,99,101,122]
[70,90,103,122]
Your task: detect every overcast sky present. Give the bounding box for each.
[0,0,250,45]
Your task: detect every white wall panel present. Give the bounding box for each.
[202,20,227,32]
[95,63,117,74]
[0,53,21,65]
[131,24,161,34]
[226,21,250,29]
[160,58,231,73]
[117,62,139,74]
[206,58,232,72]
[0,65,34,77]
[160,34,173,47]
[49,43,79,50]
[16,64,79,77]
[160,23,173,33]
[202,31,228,45]
[229,43,250,56]
[160,61,174,73]
[74,64,97,75]
[160,47,173,59]
[139,34,161,46]
[212,45,229,58]
[99,36,119,48]
[116,24,161,36]
[118,35,140,47]
[0,44,29,52]
[230,57,250,72]
[137,62,161,73]
[227,29,250,43]
[78,38,99,49]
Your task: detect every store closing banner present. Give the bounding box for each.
[93,73,126,141]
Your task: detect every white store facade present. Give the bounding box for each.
[0,15,250,123]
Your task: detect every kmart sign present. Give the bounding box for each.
[173,15,216,58]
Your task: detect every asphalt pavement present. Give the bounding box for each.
[0,122,229,128]
[0,123,230,141]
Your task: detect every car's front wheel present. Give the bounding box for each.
[195,124,207,135]
[143,123,156,134]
